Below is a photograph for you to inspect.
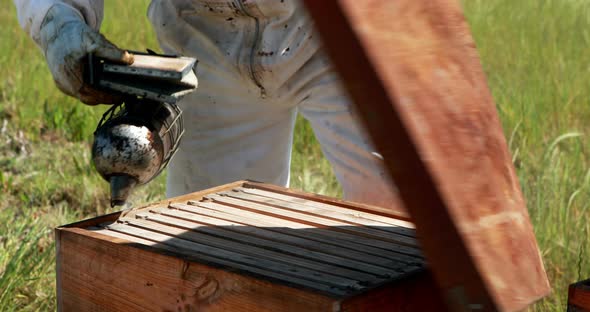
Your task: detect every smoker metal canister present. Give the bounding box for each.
[92,100,184,207]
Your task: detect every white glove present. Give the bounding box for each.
[39,3,133,105]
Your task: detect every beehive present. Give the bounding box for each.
[56,181,442,311]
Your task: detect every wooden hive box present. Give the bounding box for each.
[56,181,443,311]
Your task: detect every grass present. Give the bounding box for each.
[464,0,590,309]
[0,0,588,310]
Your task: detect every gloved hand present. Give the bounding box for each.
[39,3,134,105]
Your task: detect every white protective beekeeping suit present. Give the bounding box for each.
[14,0,403,211]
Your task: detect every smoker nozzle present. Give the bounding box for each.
[109,175,138,207]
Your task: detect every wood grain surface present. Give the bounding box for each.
[57,181,440,311]
[302,1,550,311]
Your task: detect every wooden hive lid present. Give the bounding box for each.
[82,181,426,298]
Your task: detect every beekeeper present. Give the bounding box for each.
[14,0,401,210]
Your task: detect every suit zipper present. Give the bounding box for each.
[235,0,266,98]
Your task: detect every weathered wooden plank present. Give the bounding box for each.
[224,189,415,237]
[59,211,122,229]
[157,209,423,267]
[237,187,415,228]
[180,201,423,262]
[121,180,247,219]
[152,207,417,268]
[103,221,366,292]
[57,227,339,311]
[87,227,356,296]
[242,181,410,221]
[88,227,163,245]
[206,194,419,248]
[119,217,384,284]
[302,1,550,310]
[135,211,396,277]
[183,201,321,230]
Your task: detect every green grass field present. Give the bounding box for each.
[0,0,588,310]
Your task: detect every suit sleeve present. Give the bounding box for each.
[13,0,105,45]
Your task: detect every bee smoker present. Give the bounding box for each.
[87,51,197,207]
[92,99,184,207]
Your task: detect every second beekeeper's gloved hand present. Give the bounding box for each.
[39,3,133,105]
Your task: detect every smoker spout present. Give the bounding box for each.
[109,175,137,207]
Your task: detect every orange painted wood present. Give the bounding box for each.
[302,1,550,311]
[569,279,590,311]
[56,181,442,311]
